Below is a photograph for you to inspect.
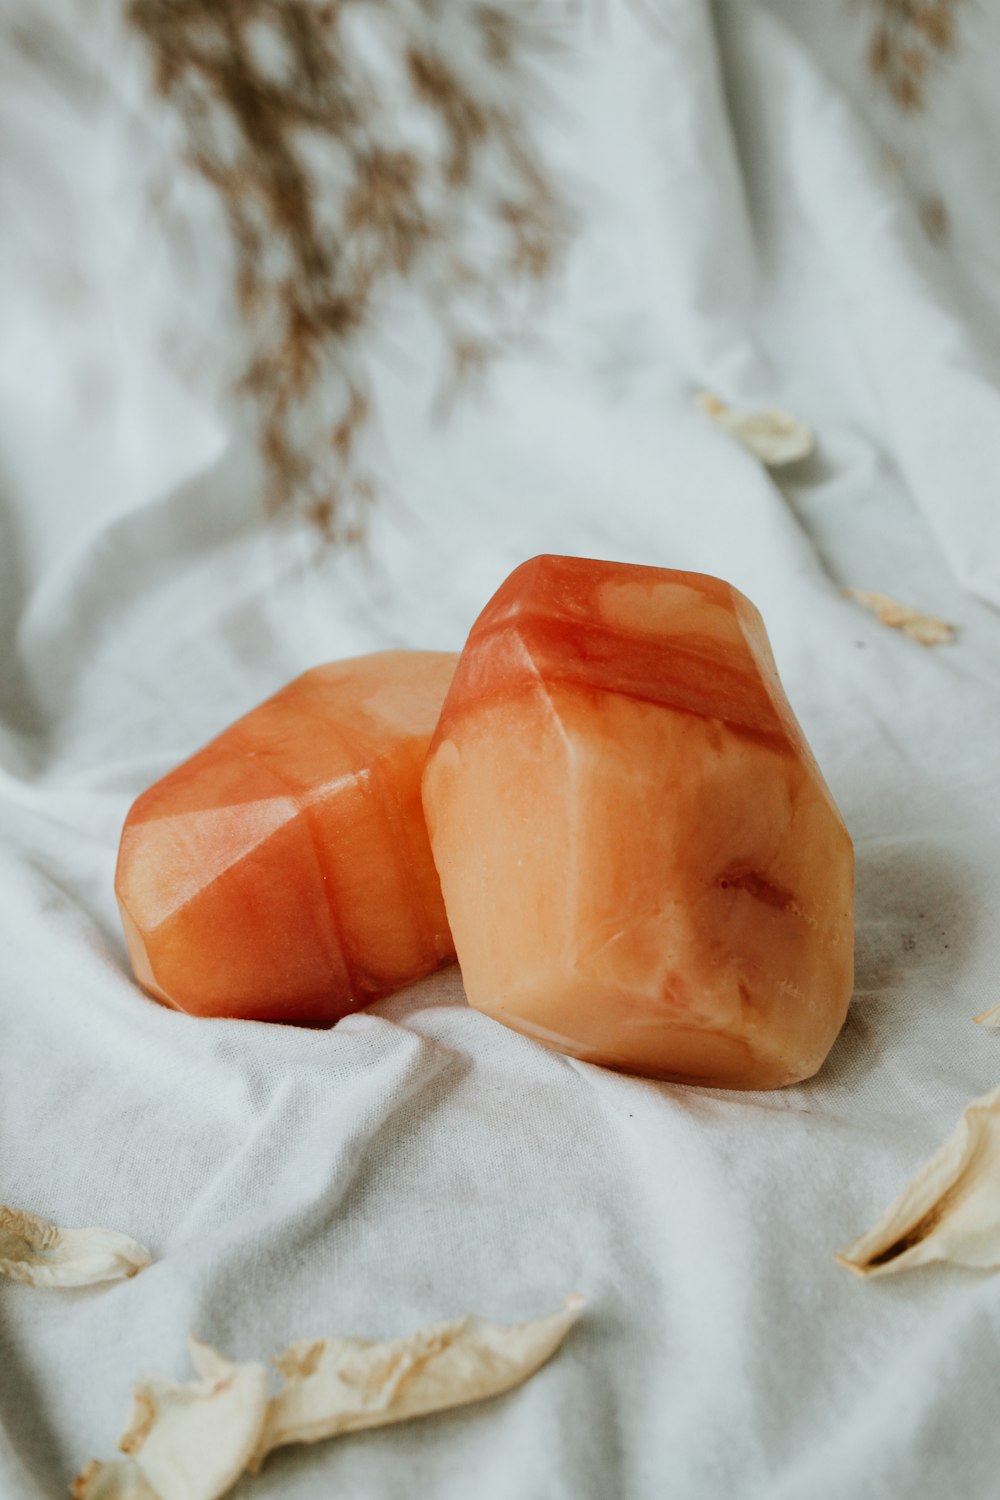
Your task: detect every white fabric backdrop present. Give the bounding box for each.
[3,2,1000,1495]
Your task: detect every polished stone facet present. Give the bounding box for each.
[116,652,457,1024]
[422,556,854,1089]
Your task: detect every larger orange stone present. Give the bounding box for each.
[422,556,854,1089]
[116,651,457,1024]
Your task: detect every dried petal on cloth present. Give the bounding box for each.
[71,1459,158,1499]
[72,1301,583,1498]
[253,1294,585,1465]
[696,392,815,466]
[843,588,956,645]
[0,1205,151,1288]
[973,1002,1000,1026]
[836,1087,1000,1278]
[73,1338,269,1500]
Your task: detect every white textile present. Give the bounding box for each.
[3,2,1000,1497]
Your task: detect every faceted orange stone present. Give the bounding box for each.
[116,651,457,1024]
[422,557,854,1089]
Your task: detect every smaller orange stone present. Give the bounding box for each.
[116,651,457,1025]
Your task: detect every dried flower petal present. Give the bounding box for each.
[696,393,815,467]
[843,589,956,646]
[836,1087,1000,1278]
[71,1459,157,1500]
[973,1003,1000,1026]
[74,1338,269,1500]
[72,1300,583,1498]
[0,1206,151,1288]
[253,1294,584,1466]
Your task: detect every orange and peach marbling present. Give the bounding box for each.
[116,652,457,1025]
[116,557,854,1088]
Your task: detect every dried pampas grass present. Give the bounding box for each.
[128,0,571,539]
[866,0,967,113]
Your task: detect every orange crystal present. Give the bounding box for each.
[422,556,854,1089]
[116,651,457,1024]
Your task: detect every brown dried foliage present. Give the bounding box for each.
[866,0,965,113]
[128,0,568,540]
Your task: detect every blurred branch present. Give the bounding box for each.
[865,0,966,112]
[128,0,572,541]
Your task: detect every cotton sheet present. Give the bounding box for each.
[3,3,1000,1496]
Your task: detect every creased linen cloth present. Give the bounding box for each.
[3,2,1000,1497]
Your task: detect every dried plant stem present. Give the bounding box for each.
[866,0,967,113]
[128,0,569,540]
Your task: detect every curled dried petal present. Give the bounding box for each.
[252,1294,585,1467]
[72,1299,583,1497]
[837,1087,1000,1277]
[696,392,815,467]
[0,1206,151,1288]
[71,1459,157,1499]
[844,589,956,645]
[74,1340,269,1500]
